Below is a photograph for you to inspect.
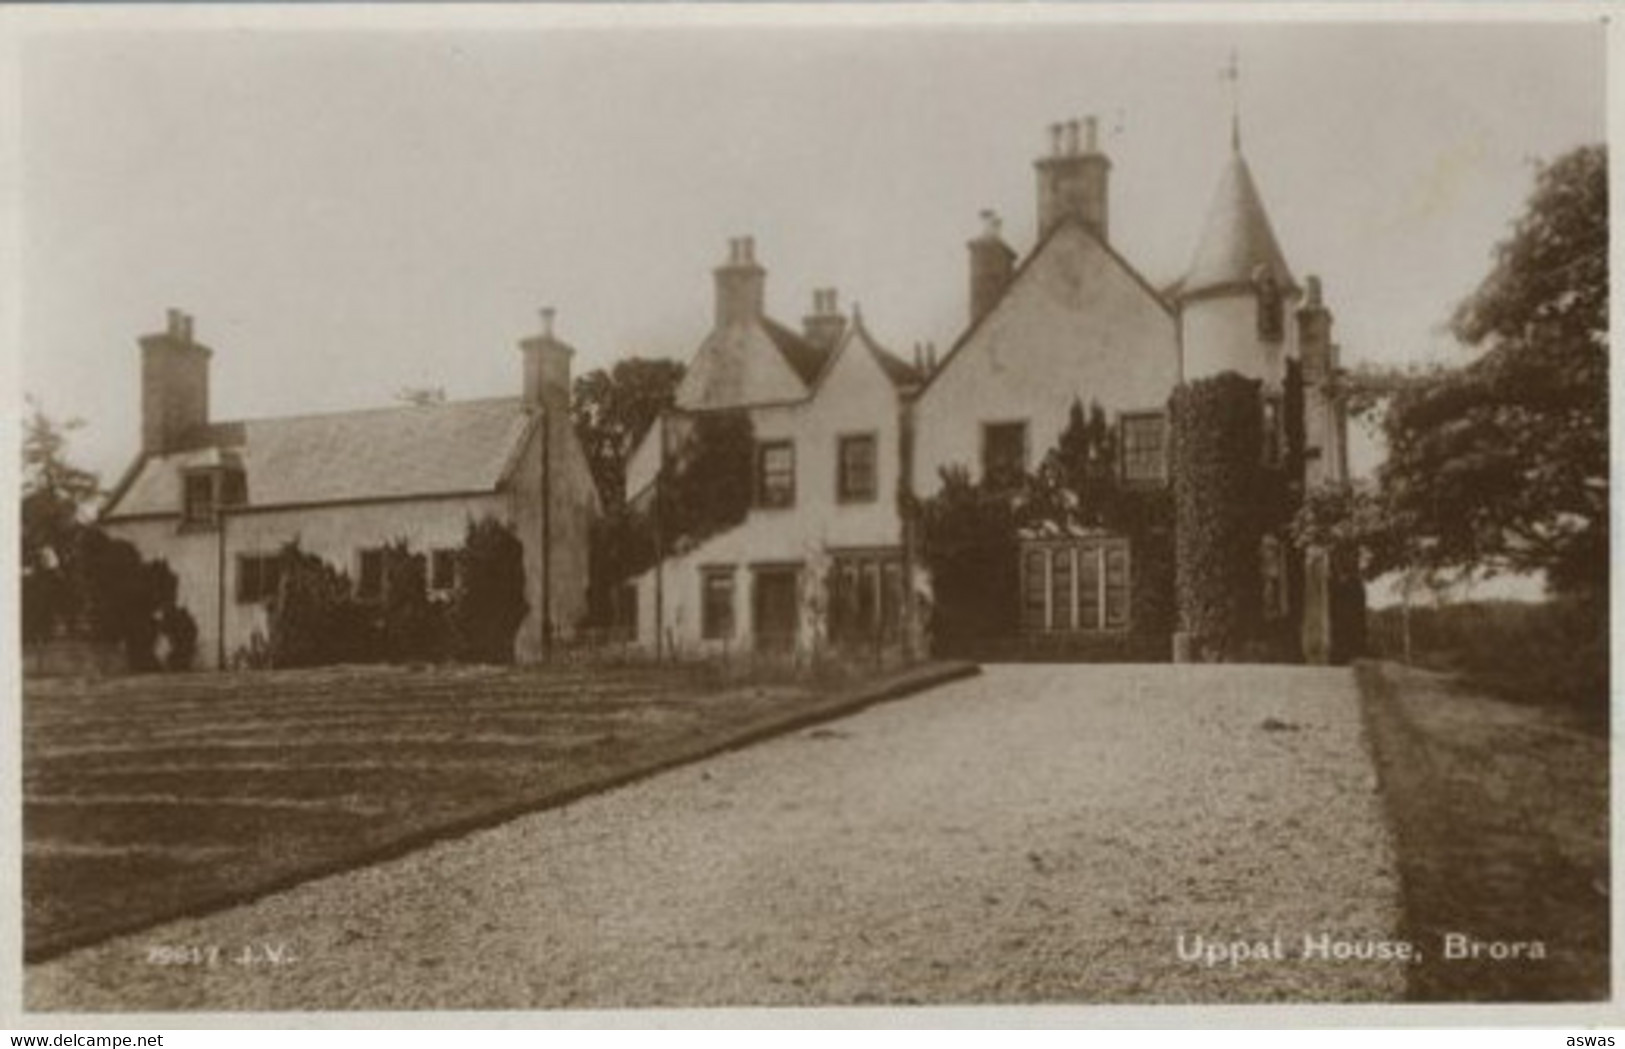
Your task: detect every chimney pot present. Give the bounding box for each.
[540,306,556,338]
[1065,120,1081,155]
[1085,115,1099,153]
[1049,123,1064,156]
[166,308,184,338]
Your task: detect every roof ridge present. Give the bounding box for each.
[215,394,525,431]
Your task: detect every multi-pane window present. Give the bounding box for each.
[181,467,246,527]
[982,421,1029,486]
[829,552,905,644]
[756,440,796,509]
[1121,413,1167,484]
[1019,537,1131,634]
[837,434,878,504]
[183,472,216,524]
[236,553,283,605]
[701,568,735,640]
[429,548,459,596]
[356,547,386,602]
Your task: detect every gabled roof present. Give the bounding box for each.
[917,212,1175,398]
[1179,150,1297,302]
[672,317,829,412]
[761,318,832,387]
[811,314,922,392]
[102,397,538,520]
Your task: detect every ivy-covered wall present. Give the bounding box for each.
[1171,373,1267,661]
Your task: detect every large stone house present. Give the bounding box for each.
[629,115,1354,662]
[99,310,599,668]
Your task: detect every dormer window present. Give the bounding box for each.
[180,464,246,528]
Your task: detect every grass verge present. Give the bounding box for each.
[1353,660,1608,1001]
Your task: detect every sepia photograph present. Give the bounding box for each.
[5,4,1612,1022]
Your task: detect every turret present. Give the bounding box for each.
[1177,148,1299,385]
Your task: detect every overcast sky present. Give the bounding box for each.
[16,11,1606,487]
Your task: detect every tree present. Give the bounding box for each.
[1370,145,1606,603]
[659,411,754,551]
[21,398,101,638]
[572,358,686,507]
[1038,398,1118,525]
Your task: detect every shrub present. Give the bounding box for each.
[72,529,193,672]
[375,541,452,662]
[918,466,1021,649]
[453,517,529,663]
[268,542,370,668]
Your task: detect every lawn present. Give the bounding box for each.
[1354,660,1609,1001]
[24,659,968,962]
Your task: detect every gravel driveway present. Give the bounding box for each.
[27,664,1405,1011]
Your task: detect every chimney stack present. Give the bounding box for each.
[1297,275,1335,384]
[519,306,575,418]
[1035,115,1112,240]
[967,209,1017,325]
[714,236,766,328]
[802,287,847,351]
[140,308,211,454]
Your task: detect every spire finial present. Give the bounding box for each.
[1222,48,1242,153]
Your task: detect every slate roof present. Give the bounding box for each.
[1180,151,1297,301]
[761,319,833,387]
[102,397,538,520]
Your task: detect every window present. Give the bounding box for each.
[1261,536,1289,619]
[982,421,1029,486]
[429,548,459,595]
[1103,544,1129,629]
[236,553,283,605]
[701,568,735,640]
[181,466,245,527]
[356,547,385,602]
[829,552,905,643]
[1019,537,1131,634]
[756,440,796,509]
[837,434,878,503]
[1256,270,1285,343]
[1121,413,1167,484]
[183,472,216,525]
[1262,397,1284,467]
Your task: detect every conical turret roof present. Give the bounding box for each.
[1179,150,1296,301]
